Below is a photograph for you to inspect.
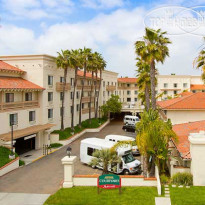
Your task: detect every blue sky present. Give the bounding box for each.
[0,0,205,76]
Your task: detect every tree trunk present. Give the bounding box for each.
[94,71,97,118]
[150,59,156,110]
[96,69,102,119]
[60,68,68,130]
[149,155,156,177]
[79,65,86,127]
[143,154,148,177]
[145,84,150,112]
[71,67,78,132]
[89,71,94,123]
[94,71,98,118]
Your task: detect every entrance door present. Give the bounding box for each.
[15,136,35,155]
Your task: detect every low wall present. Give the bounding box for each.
[0,157,19,177]
[171,165,191,177]
[73,175,157,187]
[50,133,60,144]
[155,166,161,196]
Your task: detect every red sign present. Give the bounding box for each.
[98,174,121,189]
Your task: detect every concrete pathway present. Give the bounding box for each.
[155,197,171,205]
[0,193,50,205]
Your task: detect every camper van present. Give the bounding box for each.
[105,135,139,155]
[80,138,141,175]
[124,115,139,125]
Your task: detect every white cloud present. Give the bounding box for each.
[0,6,203,77]
[81,0,124,9]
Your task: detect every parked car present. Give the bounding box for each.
[122,124,136,133]
[123,115,139,126]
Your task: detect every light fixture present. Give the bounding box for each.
[66,146,72,158]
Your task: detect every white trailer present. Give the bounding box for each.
[105,135,139,155]
[123,115,139,125]
[80,138,141,175]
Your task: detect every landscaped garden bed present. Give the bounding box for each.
[52,118,107,140]
[0,146,18,168]
[44,187,157,205]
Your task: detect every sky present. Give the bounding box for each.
[0,0,205,77]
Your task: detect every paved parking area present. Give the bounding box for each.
[0,120,139,194]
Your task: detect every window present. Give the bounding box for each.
[115,91,117,95]
[135,84,137,87]
[164,91,168,95]
[127,84,130,87]
[70,106,73,114]
[60,92,63,101]
[82,103,84,109]
[5,93,14,103]
[103,81,105,87]
[76,91,79,99]
[111,82,113,85]
[29,111,35,122]
[48,92,53,102]
[164,83,168,88]
[81,79,84,85]
[48,109,53,119]
[135,90,138,95]
[77,104,79,112]
[10,113,18,126]
[60,77,65,83]
[88,91,91,97]
[183,83,187,88]
[127,98,131,102]
[127,91,130,95]
[135,98,137,102]
[70,92,73,99]
[25,92,32,101]
[174,83,177,88]
[103,101,105,105]
[70,78,74,86]
[87,147,98,156]
[103,91,105,97]
[88,102,91,108]
[48,75,53,86]
[174,90,177,95]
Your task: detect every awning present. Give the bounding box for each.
[0,124,55,142]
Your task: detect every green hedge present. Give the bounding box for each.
[50,143,63,148]
[172,172,193,186]
[52,118,107,140]
[0,146,18,168]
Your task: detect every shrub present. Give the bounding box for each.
[160,174,169,185]
[171,172,193,186]
[50,143,63,148]
[19,160,25,166]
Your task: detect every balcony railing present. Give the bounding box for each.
[82,97,95,103]
[77,85,92,91]
[106,85,116,91]
[82,107,95,114]
[56,82,71,92]
[0,101,39,112]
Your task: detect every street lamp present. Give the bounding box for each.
[66,146,72,158]
[9,119,15,159]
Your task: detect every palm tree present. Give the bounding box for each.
[69,49,82,132]
[89,149,121,175]
[56,50,70,130]
[194,40,205,82]
[136,57,151,112]
[78,47,92,127]
[135,28,171,110]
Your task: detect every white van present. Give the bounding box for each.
[80,138,141,175]
[124,115,139,125]
[105,135,139,155]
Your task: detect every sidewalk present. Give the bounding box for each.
[155,197,171,205]
[0,193,50,205]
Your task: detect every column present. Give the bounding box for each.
[61,156,77,188]
[189,131,205,186]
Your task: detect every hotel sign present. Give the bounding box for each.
[98,174,121,189]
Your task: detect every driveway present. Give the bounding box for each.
[0,120,138,194]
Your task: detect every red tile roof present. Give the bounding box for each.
[179,91,193,97]
[191,84,205,90]
[0,77,44,91]
[118,78,137,83]
[77,70,100,79]
[0,61,25,74]
[173,120,205,159]
[157,92,205,110]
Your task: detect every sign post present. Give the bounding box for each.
[98,174,121,194]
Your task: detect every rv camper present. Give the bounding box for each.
[80,138,141,175]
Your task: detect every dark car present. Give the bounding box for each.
[122,124,136,133]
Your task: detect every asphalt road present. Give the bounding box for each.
[0,120,138,194]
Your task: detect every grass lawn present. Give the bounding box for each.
[0,146,18,168]
[44,187,157,205]
[170,186,205,205]
[52,118,107,140]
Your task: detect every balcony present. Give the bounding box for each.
[77,85,92,91]
[56,82,71,92]
[82,107,95,114]
[0,101,39,112]
[106,85,116,91]
[82,97,95,103]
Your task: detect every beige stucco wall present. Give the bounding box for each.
[166,110,205,125]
